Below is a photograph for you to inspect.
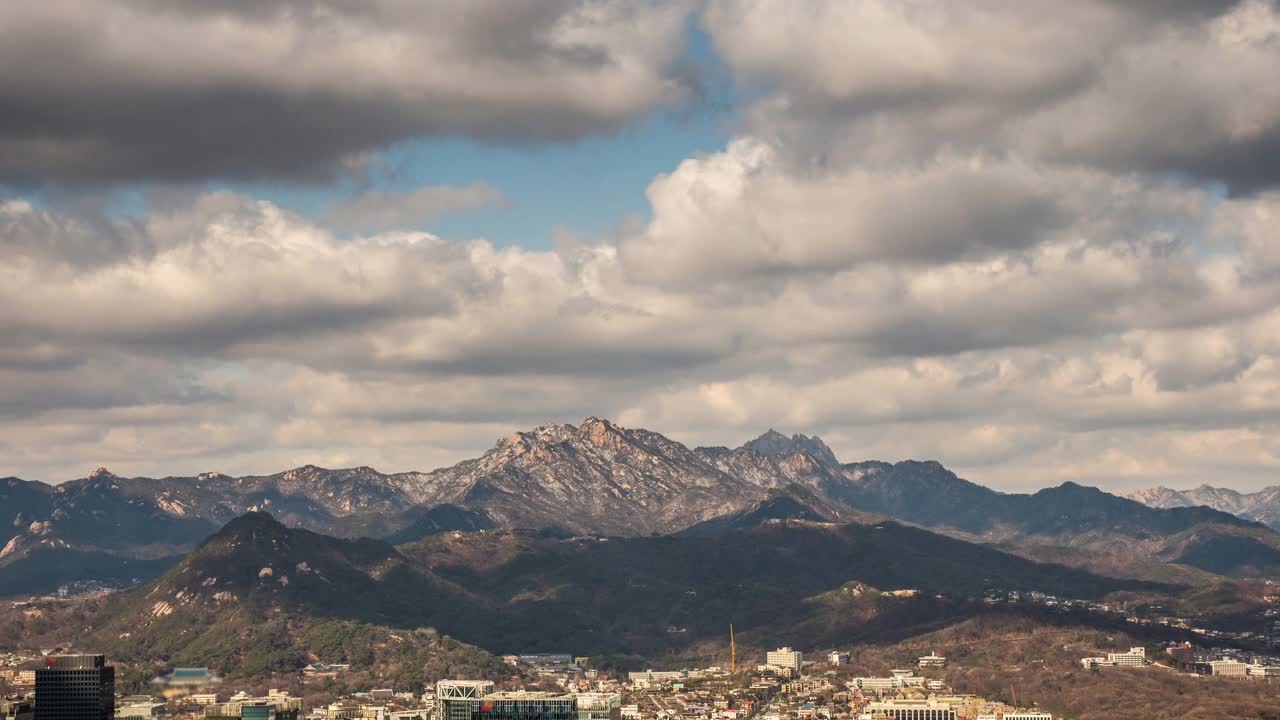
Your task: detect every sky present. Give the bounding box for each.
[2,0,1280,493]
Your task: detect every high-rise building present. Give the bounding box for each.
[435,681,495,720]
[34,655,114,720]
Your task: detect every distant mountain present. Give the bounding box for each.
[82,512,1164,668]
[738,429,840,466]
[1128,485,1280,530]
[5,418,1276,592]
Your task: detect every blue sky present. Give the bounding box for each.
[57,25,738,251]
[244,105,736,250]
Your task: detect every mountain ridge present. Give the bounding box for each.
[1128,484,1280,530]
[3,418,1274,592]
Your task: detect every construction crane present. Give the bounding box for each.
[730,624,736,674]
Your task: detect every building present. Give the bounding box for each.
[474,693,574,720]
[435,681,495,720]
[204,696,300,720]
[765,648,803,675]
[626,671,684,689]
[1247,663,1280,677]
[1209,659,1249,677]
[850,671,925,693]
[2,701,34,720]
[573,694,619,720]
[1080,647,1146,669]
[916,652,946,669]
[152,668,222,696]
[188,697,219,707]
[860,699,955,719]
[35,654,115,720]
[828,652,849,665]
[1106,648,1146,667]
[115,703,165,719]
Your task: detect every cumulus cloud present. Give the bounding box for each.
[4,182,1280,490]
[0,0,697,184]
[5,0,1280,495]
[703,0,1280,191]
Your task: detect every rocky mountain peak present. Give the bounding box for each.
[741,429,839,466]
[88,467,117,480]
[578,415,628,450]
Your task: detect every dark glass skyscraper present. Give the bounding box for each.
[34,655,114,720]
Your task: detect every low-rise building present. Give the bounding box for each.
[116,702,166,719]
[860,699,955,719]
[765,648,803,675]
[2,700,34,720]
[205,696,301,720]
[1209,659,1249,677]
[627,671,684,689]
[916,652,946,669]
[1080,647,1146,669]
[574,694,620,720]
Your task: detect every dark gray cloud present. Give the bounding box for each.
[0,0,696,184]
[705,0,1280,191]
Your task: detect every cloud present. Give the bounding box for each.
[324,184,508,233]
[4,183,1280,490]
[0,0,697,184]
[703,0,1280,191]
[6,0,1280,495]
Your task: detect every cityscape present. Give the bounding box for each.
[6,1,1280,718]
[5,631,1280,720]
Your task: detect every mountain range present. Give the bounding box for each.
[4,417,1277,594]
[79,510,1165,677]
[1128,485,1280,531]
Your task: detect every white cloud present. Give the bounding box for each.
[6,0,1280,496]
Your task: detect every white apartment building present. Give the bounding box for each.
[1247,664,1280,677]
[1107,647,1146,666]
[828,651,849,665]
[766,648,803,674]
[1080,647,1146,669]
[977,714,1053,720]
[849,672,925,692]
[627,670,685,688]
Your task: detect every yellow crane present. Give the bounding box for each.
[730,623,736,674]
